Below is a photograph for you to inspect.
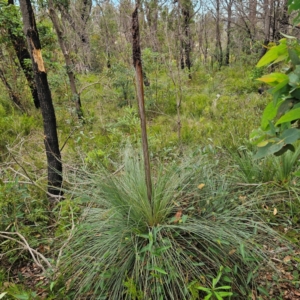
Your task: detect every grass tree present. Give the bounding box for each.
[58,4,288,300]
[61,152,286,299]
[132,3,152,203]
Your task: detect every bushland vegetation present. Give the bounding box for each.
[1,0,300,299]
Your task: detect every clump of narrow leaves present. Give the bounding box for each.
[61,151,286,299]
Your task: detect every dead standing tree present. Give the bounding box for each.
[132,3,152,205]
[19,0,63,204]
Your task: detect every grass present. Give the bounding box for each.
[60,149,287,299]
[229,143,300,184]
[0,61,299,299]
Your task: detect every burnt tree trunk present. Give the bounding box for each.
[181,0,192,79]
[48,0,83,119]
[132,4,152,204]
[19,0,63,203]
[225,0,233,65]
[7,0,40,108]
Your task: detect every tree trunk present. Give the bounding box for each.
[215,0,223,68]
[7,0,40,108]
[249,0,257,38]
[48,0,83,119]
[279,0,289,35]
[132,4,152,204]
[178,0,192,78]
[260,0,272,58]
[19,0,63,204]
[225,0,233,66]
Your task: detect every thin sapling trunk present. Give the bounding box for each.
[132,4,152,204]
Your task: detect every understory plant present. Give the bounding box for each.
[60,150,286,300]
[230,144,300,184]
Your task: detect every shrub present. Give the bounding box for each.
[60,150,285,299]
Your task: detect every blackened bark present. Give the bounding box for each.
[19,0,63,203]
[132,5,152,204]
[7,0,40,108]
[182,2,192,79]
[225,0,233,65]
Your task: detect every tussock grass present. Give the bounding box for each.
[61,150,287,299]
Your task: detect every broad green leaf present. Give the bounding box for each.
[288,48,300,65]
[268,78,289,93]
[276,107,300,125]
[261,101,282,130]
[268,120,277,135]
[288,72,300,87]
[291,89,300,100]
[254,141,284,159]
[274,144,295,156]
[257,73,289,84]
[256,48,279,68]
[277,99,297,117]
[0,293,7,299]
[274,53,289,64]
[279,128,300,144]
[257,140,269,147]
[250,128,267,145]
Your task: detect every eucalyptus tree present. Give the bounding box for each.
[19,0,63,203]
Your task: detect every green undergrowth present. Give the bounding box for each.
[57,149,290,299]
[1,61,300,299]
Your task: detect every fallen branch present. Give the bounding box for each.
[0,231,53,272]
